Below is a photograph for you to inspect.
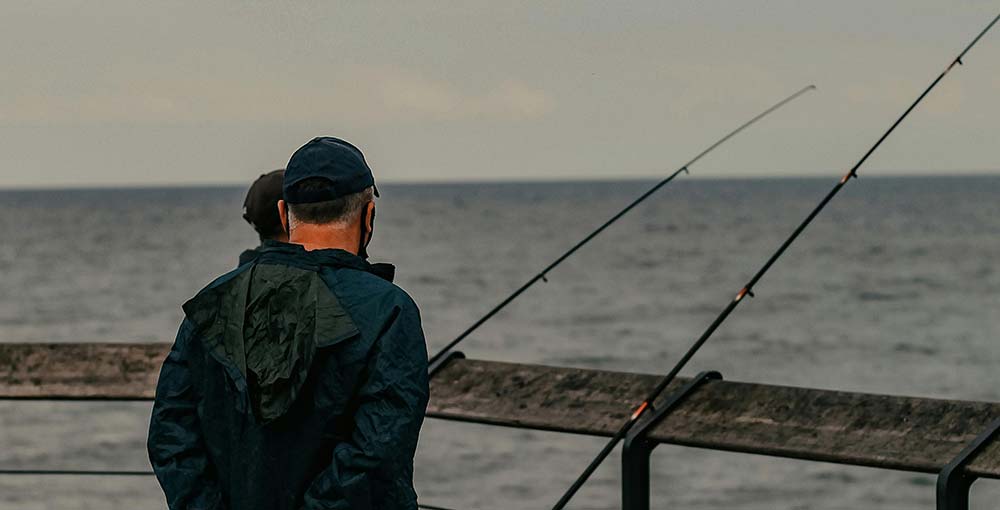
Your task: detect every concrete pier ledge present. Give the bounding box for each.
[1,342,998,480]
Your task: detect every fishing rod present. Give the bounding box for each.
[550,13,1000,510]
[427,84,816,369]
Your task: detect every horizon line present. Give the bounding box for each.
[2,169,999,192]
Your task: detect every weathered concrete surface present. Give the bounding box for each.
[0,343,167,399]
[427,358,1000,479]
[1,343,998,479]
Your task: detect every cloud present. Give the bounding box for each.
[0,65,554,126]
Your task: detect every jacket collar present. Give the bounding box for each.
[255,241,395,282]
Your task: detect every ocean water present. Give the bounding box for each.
[0,176,998,509]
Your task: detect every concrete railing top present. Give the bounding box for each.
[2,342,998,479]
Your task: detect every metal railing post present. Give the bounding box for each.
[937,417,1000,510]
[620,371,721,510]
[621,433,654,510]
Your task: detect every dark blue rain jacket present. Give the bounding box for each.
[237,246,263,266]
[148,242,429,510]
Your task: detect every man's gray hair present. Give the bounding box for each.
[287,178,375,227]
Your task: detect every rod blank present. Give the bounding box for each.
[428,84,816,367]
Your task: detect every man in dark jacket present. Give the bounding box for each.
[148,137,430,510]
[239,168,287,266]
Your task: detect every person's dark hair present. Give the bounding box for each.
[287,178,374,226]
[256,222,285,242]
[242,169,286,242]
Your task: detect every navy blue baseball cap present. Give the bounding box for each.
[283,136,379,204]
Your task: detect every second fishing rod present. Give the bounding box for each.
[550,12,1000,510]
[427,84,816,370]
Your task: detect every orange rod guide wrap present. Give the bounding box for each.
[630,401,651,420]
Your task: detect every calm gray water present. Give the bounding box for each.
[1,176,998,509]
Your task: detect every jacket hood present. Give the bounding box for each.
[182,243,390,424]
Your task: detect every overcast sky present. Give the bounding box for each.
[1,1,998,188]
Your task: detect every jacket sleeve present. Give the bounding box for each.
[147,319,225,510]
[301,300,430,510]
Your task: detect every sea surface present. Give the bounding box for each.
[0,176,998,509]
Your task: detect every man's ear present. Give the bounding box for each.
[364,201,376,232]
[277,199,290,234]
